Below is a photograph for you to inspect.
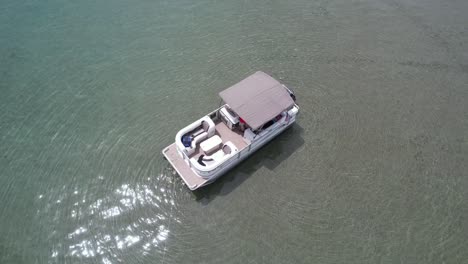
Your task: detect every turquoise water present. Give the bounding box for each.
[1,0,468,263]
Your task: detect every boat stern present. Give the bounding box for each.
[162,143,209,190]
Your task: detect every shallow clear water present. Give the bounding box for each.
[1,0,468,263]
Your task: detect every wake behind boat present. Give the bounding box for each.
[162,71,299,190]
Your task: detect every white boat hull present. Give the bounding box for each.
[162,109,298,190]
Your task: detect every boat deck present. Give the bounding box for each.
[162,143,209,190]
[214,121,249,150]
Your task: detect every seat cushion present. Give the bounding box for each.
[191,132,208,149]
[192,128,205,137]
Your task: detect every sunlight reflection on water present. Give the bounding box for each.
[44,172,181,262]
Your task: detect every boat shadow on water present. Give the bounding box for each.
[191,123,305,204]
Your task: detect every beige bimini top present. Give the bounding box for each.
[219,71,294,130]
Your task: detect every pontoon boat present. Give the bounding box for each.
[162,71,299,190]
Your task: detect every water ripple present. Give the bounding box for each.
[32,162,183,263]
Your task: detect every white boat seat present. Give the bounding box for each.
[200,135,223,155]
[175,116,216,156]
[192,128,205,138]
[190,141,238,176]
[191,132,208,151]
